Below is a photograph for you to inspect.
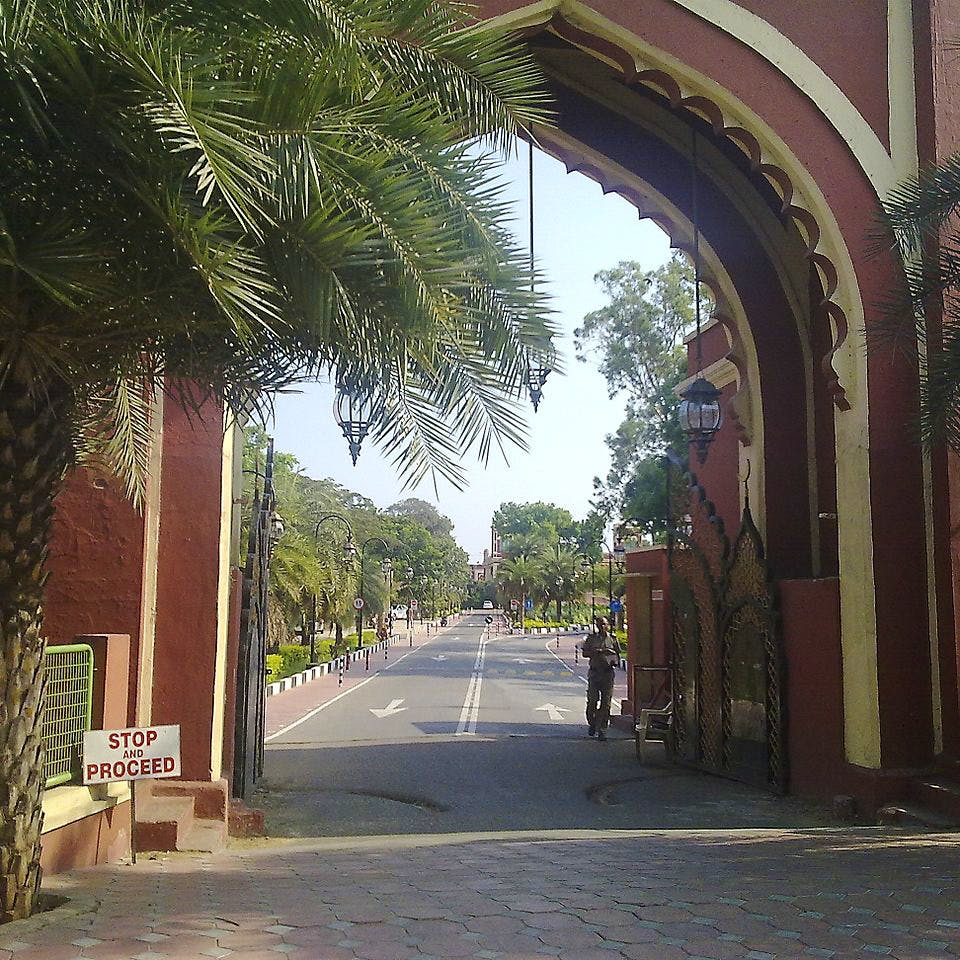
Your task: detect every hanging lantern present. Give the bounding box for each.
[678,128,723,467]
[525,358,551,412]
[333,380,384,465]
[678,374,723,465]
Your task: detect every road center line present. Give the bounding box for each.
[456,629,488,736]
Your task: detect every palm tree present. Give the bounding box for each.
[497,554,542,617]
[540,549,580,622]
[882,153,960,446]
[0,0,554,920]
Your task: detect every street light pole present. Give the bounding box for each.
[579,555,596,628]
[358,536,390,650]
[313,513,355,665]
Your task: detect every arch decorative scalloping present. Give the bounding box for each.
[526,12,852,412]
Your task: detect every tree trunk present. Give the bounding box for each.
[0,372,72,922]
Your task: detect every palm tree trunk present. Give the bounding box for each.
[0,371,72,922]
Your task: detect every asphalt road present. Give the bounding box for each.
[257,614,828,836]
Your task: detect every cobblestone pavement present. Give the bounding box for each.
[7,829,960,959]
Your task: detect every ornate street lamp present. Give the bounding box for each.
[312,513,356,665]
[679,376,723,466]
[679,128,723,465]
[525,357,552,413]
[357,536,390,649]
[334,379,384,465]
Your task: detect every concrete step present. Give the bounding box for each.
[912,777,960,822]
[135,794,194,853]
[178,818,227,854]
[877,803,960,831]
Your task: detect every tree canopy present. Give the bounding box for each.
[574,254,693,523]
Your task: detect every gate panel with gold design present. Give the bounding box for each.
[667,461,787,793]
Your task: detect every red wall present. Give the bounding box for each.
[150,394,225,782]
[779,578,846,797]
[46,470,145,722]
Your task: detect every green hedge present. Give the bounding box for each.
[266,631,389,683]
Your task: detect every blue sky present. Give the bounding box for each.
[270,144,670,561]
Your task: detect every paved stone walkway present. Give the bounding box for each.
[7,829,960,959]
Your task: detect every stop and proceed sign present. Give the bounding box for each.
[83,725,181,784]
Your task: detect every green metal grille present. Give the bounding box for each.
[42,644,94,788]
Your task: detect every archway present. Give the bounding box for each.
[476,0,955,803]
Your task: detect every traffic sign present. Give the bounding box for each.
[353,597,365,610]
[410,598,419,609]
[524,598,533,611]
[610,598,623,613]
[83,725,181,784]
[510,599,519,610]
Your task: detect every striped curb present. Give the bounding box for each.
[266,637,396,697]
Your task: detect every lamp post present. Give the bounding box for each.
[313,513,356,665]
[357,536,390,649]
[579,555,596,627]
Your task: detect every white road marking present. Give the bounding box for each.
[456,629,489,736]
[545,640,580,679]
[535,703,569,721]
[432,655,448,661]
[369,698,406,718]
[265,634,438,743]
[513,658,532,664]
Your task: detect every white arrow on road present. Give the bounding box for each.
[535,703,569,721]
[370,699,407,718]
[432,655,448,661]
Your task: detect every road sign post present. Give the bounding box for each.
[83,725,181,865]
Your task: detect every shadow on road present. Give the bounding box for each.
[257,736,833,839]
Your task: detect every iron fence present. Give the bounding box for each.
[42,643,94,788]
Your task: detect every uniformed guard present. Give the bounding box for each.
[580,617,619,740]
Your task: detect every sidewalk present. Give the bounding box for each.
[10,827,960,959]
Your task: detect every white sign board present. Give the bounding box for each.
[83,725,181,784]
[353,597,365,610]
[410,599,418,609]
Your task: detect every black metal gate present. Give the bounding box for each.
[667,460,787,793]
[233,439,275,800]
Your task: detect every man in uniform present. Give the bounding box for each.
[580,617,620,740]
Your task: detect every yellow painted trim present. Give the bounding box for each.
[42,782,130,835]
[494,0,898,194]
[669,0,897,192]
[136,390,164,726]
[488,1,882,767]
[887,0,919,179]
[209,414,236,781]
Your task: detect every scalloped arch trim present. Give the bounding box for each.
[527,12,852,411]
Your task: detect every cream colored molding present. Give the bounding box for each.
[209,412,237,781]
[136,390,165,726]
[669,0,898,191]
[492,0,898,195]
[887,0,919,179]
[42,782,130,835]
[676,356,739,393]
